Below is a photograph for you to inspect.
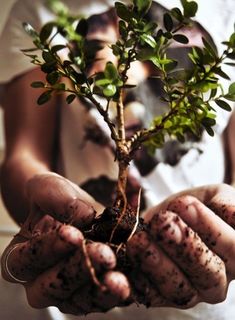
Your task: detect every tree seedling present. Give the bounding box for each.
[22,0,235,268]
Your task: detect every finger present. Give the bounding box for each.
[70,271,130,314]
[127,231,199,308]
[168,195,235,277]
[150,211,227,304]
[27,173,96,227]
[129,269,167,308]
[25,241,116,308]
[206,184,235,229]
[86,242,116,272]
[7,224,83,282]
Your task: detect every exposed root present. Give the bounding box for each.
[82,240,107,292]
[126,188,141,243]
[109,179,127,243]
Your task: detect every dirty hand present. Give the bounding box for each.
[1,173,130,315]
[127,183,235,308]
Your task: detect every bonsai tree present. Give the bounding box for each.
[22,0,235,259]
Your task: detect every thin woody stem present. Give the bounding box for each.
[117,89,126,142]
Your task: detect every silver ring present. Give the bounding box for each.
[3,244,27,284]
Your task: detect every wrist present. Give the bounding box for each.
[0,154,51,224]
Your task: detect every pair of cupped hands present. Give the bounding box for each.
[2,172,235,315]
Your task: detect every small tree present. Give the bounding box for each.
[22,0,235,248]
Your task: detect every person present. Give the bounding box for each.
[1,0,235,319]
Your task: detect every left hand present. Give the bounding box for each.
[127,183,235,308]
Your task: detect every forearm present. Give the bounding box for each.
[1,68,58,224]
[0,152,51,224]
[226,110,235,185]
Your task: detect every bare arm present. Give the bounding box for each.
[0,67,58,224]
[225,109,235,186]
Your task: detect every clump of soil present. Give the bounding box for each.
[84,204,146,274]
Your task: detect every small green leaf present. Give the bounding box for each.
[21,48,40,53]
[115,2,131,22]
[202,117,216,126]
[41,61,57,73]
[37,91,52,105]
[227,51,235,60]
[51,45,66,53]
[202,37,217,58]
[66,94,77,104]
[31,81,45,88]
[181,0,198,18]
[171,7,183,22]
[95,78,112,86]
[46,71,60,85]
[104,62,119,80]
[163,13,173,32]
[173,34,189,44]
[75,19,88,36]
[133,0,152,15]
[229,82,235,95]
[214,68,231,80]
[215,99,232,111]
[53,83,66,90]
[140,34,156,48]
[224,94,235,102]
[22,22,39,39]
[40,22,55,43]
[103,84,117,97]
[42,50,55,63]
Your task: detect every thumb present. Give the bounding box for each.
[26,173,97,228]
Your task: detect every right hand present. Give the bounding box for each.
[1,173,130,315]
[127,184,235,309]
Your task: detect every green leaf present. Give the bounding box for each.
[224,94,235,102]
[31,81,45,88]
[181,0,198,18]
[104,62,119,80]
[229,33,235,48]
[95,78,112,86]
[115,2,131,22]
[204,126,215,136]
[163,13,173,32]
[225,62,235,66]
[140,34,156,48]
[171,7,183,22]
[75,19,88,36]
[21,48,40,53]
[51,45,66,53]
[103,84,117,97]
[202,37,217,58]
[118,20,128,38]
[173,34,189,44]
[133,0,152,15]
[229,82,235,95]
[46,71,60,85]
[42,50,55,63]
[215,99,232,111]
[53,83,66,90]
[22,22,39,39]
[47,0,69,15]
[214,68,231,80]
[227,51,235,60]
[66,94,77,104]
[164,60,178,72]
[41,61,57,73]
[40,22,55,43]
[202,117,216,127]
[37,91,52,105]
